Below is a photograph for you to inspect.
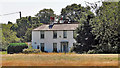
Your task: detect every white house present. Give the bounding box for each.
[32,23,78,52]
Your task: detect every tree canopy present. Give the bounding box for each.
[14,16,42,42]
[61,4,93,22]
[35,8,56,24]
[90,2,120,53]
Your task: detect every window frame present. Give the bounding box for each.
[40,31,44,39]
[53,31,57,39]
[63,30,67,38]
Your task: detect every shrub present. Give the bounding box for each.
[22,49,41,54]
[87,50,96,54]
[7,43,28,54]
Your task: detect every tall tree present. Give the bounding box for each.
[91,2,120,53]
[35,8,56,24]
[14,16,42,42]
[74,12,95,53]
[61,4,92,22]
[2,24,20,49]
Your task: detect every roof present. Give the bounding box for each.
[33,23,79,31]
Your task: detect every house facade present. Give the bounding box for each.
[32,23,78,52]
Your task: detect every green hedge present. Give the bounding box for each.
[22,49,41,54]
[7,43,28,54]
[9,43,28,46]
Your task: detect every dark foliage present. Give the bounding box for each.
[7,43,28,54]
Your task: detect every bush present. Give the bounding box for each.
[87,50,96,54]
[22,49,41,54]
[7,43,28,54]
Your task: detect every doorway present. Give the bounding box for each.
[61,42,68,53]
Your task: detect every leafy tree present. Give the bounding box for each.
[35,8,56,24]
[91,2,120,53]
[2,24,20,49]
[61,4,92,22]
[74,12,95,53]
[14,16,42,42]
[16,17,29,39]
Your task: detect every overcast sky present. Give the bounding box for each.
[0,0,102,23]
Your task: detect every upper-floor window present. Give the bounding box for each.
[53,31,57,39]
[63,31,67,38]
[40,31,44,39]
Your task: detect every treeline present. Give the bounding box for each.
[1,2,120,54]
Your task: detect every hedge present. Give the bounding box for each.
[22,49,41,54]
[7,43,28,54]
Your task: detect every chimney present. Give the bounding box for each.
[49,16,54,29]
[50,16,55,24]
[50,17,54,21]
[58,17,64,23]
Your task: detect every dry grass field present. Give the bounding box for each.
[1,53,119,66]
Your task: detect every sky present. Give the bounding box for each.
[0,0,102,24]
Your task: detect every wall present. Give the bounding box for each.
[32,30,76,52]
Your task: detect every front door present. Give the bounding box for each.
[63,45,68,52]
[61,42,68,52]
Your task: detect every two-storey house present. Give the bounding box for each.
[32,23,78,52]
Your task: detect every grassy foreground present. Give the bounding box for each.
[2,53,119,66]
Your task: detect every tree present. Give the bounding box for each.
[35,8,56,24]
[16,17,29,39]
[2,24,20,49]
[91,2,120,53]
[74,12,95,53]
[61,4,92,22]
[14,16,42,42]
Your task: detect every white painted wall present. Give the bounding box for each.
[32,30,76,52]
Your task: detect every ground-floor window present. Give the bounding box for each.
[37,45,39,49]
[41,43,44,52]
[53,43,57,52]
